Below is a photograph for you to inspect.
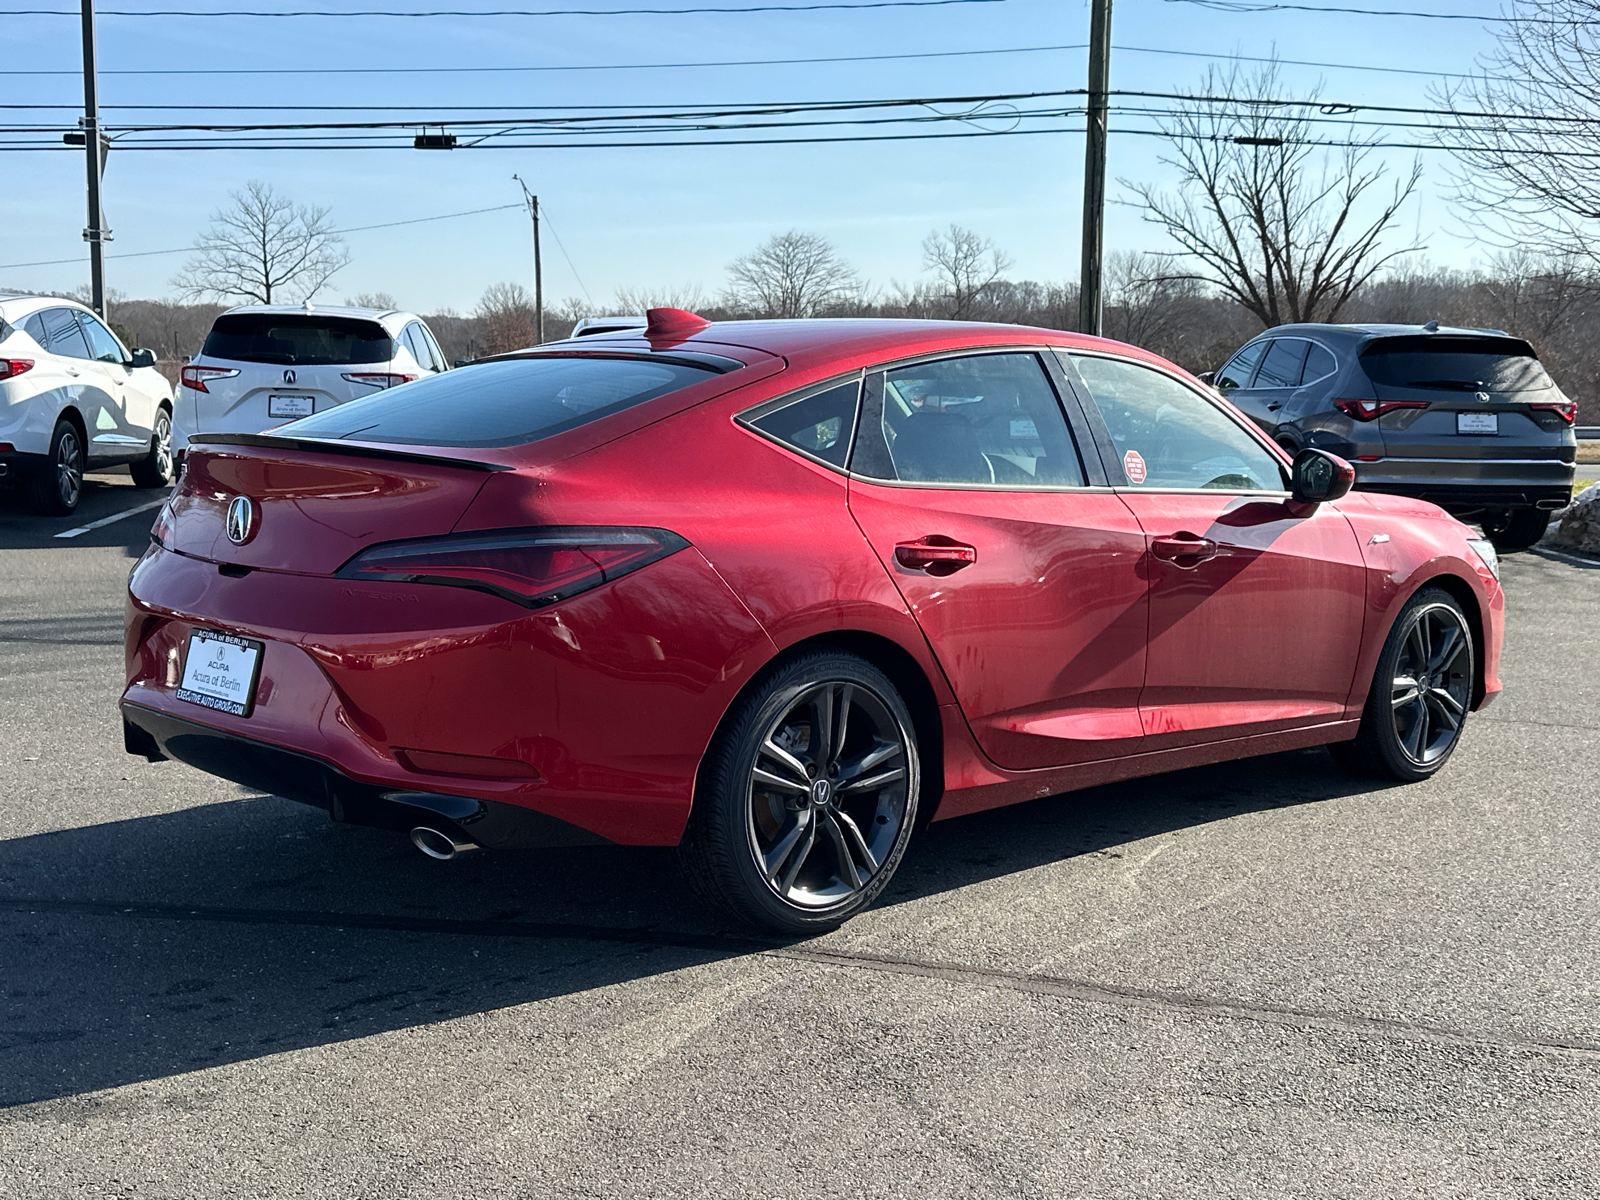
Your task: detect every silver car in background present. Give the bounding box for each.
[1206,323,1578,549]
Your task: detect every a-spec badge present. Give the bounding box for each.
[225,495,256,545]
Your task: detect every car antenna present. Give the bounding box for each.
[1423,319,1439,332]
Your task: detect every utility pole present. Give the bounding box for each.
[513,175,544,344]
[1077,0,1113,337]
[79,0,110,319]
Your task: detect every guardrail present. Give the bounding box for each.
[1579,425,1600,440]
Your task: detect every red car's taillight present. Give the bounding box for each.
[1333,398,1430,421]
[342,372,417,388]
[0,358,34,380]
[181,365,240,392]
[335,527,690,608]
[1529,400,1577,424]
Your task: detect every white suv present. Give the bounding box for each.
[0,293,176,515]
[176,304,447,455]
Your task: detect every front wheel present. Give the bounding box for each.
[680,651,921,934]
[1330,587,1475,782]
[129,406,174,488]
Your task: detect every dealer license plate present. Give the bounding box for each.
[268,393,315,419]
[176,630,264,717]
[1457,412,1498,434]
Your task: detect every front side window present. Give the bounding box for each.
[1070,354,1286,492]
[1214,341,1267,391]
[419,324,447,372]
[1254,338,1309,389]
[202,314,395,366]
[743,378,860,469]
[854,353,1085,488]
[77,312,126,364]
[283,354,717,447]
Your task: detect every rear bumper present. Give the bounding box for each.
[1354,457,1574,514]
[122,702,606,849]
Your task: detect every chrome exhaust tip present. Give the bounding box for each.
[410,826,477,861]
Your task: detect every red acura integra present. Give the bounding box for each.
[122,310,1504,932]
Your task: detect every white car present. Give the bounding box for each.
[175,304,447,455]
[0,293,175,515]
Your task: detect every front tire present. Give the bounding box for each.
[129,406,174,489]
[680,650,921,934]
[1330,587,1474,782]
[1482,507,1549,551]
[27,418,85,516]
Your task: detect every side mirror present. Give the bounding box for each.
[1290,448,1355,505]
[1196,370,1216,386]
[128,348,157,369]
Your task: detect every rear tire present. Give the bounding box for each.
[679,650,921,934]
[1482,507,1549,551]
[1330,587,1474,783]
[27,418,85,516]
[129,406,174,489]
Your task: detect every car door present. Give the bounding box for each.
[1230,337,1310,437]
[1062,350,1367,751]
[74,310,150,459]
[845,349,1150,770]
[37,308,123,457]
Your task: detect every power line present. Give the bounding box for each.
[1160,0,1589,22]
[7,0,1015,16]
[0,202,523,271]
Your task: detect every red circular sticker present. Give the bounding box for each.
[1123,449,1148,484]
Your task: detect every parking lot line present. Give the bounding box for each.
[52,497,167,540]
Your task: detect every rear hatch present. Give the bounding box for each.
[189,312,402,435]
[1359,334,1575,460]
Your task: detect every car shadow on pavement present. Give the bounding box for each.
[0,746,1393,1108]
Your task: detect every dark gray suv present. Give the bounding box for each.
[1204,323,1578,549]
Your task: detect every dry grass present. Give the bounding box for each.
[1577,440,1600,464]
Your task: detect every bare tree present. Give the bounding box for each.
[1437,0,1600,264]
[613,284,712,314]
[344,291,397,309]
[1124,61,1423,327]
[476,281,537,355]
[173,182,350,304]
[921,225,1012,319]
[724,231,859,318]
[1102,250,1206,358]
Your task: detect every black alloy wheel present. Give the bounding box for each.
[1330,587,1475,782]
[28,418,85,516]
[1481,507,1550,552]
[130,406,175,488]
[681,650,920,934]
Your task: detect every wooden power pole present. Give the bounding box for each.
[80,0,110,318]
[1077,0,1113,337]
[514,175,544,344]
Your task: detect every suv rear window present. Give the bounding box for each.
[1360,336,1554,393]
[282,355,717,447]
[202,314,394,366]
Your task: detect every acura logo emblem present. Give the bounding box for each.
[225,495,256,545]
[283,369,296,385]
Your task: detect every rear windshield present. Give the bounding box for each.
[1360,336,1554,393]
[281,355,717,447]
[202,314,394,366]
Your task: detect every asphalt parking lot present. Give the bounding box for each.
[2,472,1598,1199]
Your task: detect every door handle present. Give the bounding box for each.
[1150,533,1218,566]
[1266,402,1282,411]
[65,367,80,377]
[894,536,977,575]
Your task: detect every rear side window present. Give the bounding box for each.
[202,314,394,366]
[743,378,860,468]
[854,353,1086,488]
[282,354,717,447]
[1360,336,1554,393]
[1304,342,1337,383]
[40,307,92,360]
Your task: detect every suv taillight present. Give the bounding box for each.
[1529,400,1577,424]
[181,365,240,392]
[335,527,689,608]
[1,359,34,380]
[1334,398,1429,421]
[342,372,416,388]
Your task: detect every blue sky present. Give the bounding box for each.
[2,0,1504,313]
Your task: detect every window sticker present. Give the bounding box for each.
[1009,418,1039,440]
[1123,449,1148,484]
